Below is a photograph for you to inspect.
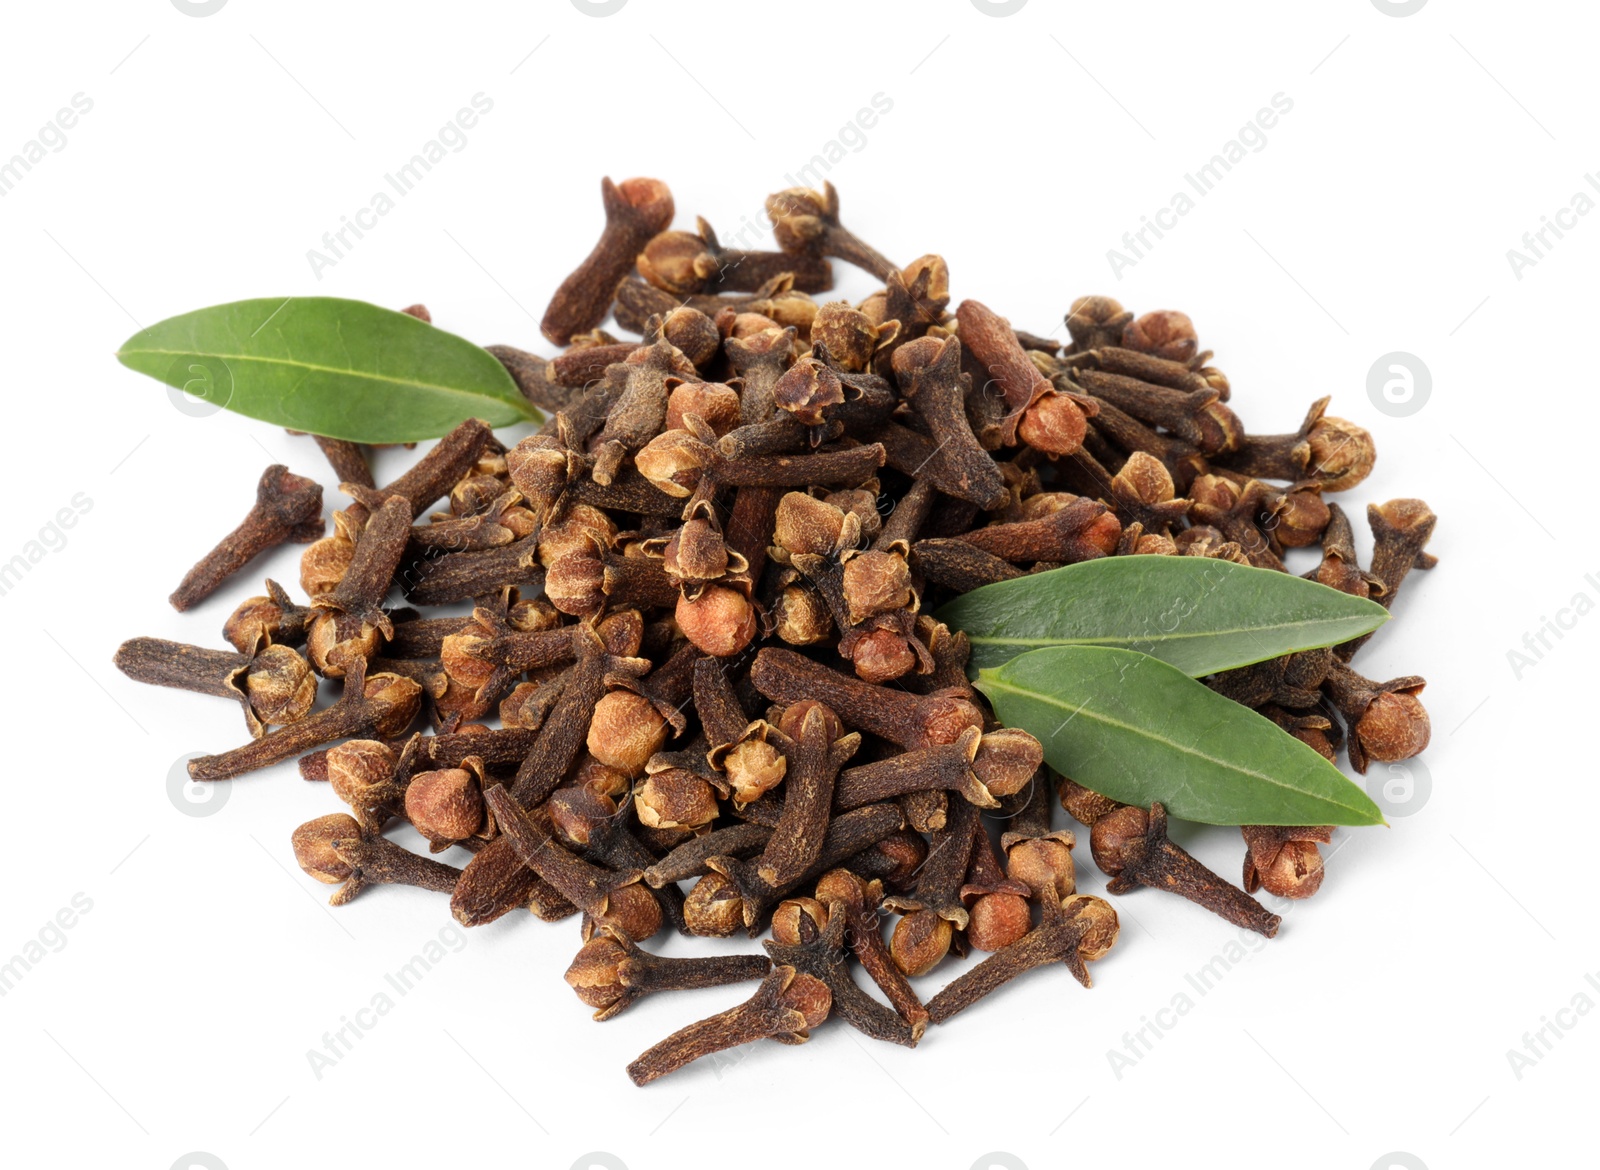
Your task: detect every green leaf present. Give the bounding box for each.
[938,556,1388,677]
[976,646,1385,826]
[116,297,535,443]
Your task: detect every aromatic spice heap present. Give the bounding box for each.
[116,177,1435,1085]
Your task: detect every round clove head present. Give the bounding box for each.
[1355,690,1431,764]
[720,310,782,340]
[364,672,424,737]
[721,733,787,805]
[565,933,631,1015]
[890,908,953,976]
[1006,836,1077,904]
[1122,310,1197,363]
[545,550,607,618]
[972,729,1045,798]
[537,504,617,567]
[245,645,317,726]
[596,883,664,943]
[1113,450,1177,505]
[848,626,918,684]
[773,492,852,559]
[1089,804,1151,876]
[588,690,669,777]
[772,584,832,646]
[770,897,830,947]
[773,359,845,428]
[1244,835,1326,900]
[637,230,708,295]
[676,585,757,658]
[1272,488,1331,548]
[547,784,618,848]
[1062,894,1120,960]
[659,515,733,586]
[901,254,951,306]
[439,632,496,691]
[684,872,744,937]
[635,429,711,498]
[305,611,383,678]
[656,307,722,367]
[634,768,719,831]
[666,381,741,436]
[864,831,929,890]
[300,532,354,599]
[775,699,844,744]
[840,550,912,625]
[292,813,362,883]
[404,767,486,842]
[1064,295,1132,351]
[224,591,299,655]
[811,301,879,371]
[506,436,575,516]
[1018,389,1088,456]
[966,892,1032,952]
[766,186,830,250]
[1306,416,1376,492]
[326,739,398,811]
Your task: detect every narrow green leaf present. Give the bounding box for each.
[976,646,1385,826]
[116,297,535,443]
[938,556,1388,676]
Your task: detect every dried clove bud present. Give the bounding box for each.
[565,926,770,1021]
[171,465,323,611]
[542,176,674,345]
[1240,825,1333,899]
[625,964,831,1085]
[1091,803,1281,937]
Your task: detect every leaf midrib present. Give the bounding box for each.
[965,614,1376,648]
[117,347,529,410]
[977,675,1374,819]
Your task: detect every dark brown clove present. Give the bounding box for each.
[956,497,1121,565]
[566,926,771,1021]
[751,647,983,750]
[1213,397,1375,492]
[542,176,674,345]
[763,898,922,1047]
[323,828,463,906]
[114,637,316,739]
[1091,803,1281,937]
[753,703,859,887]
[766,182,897,281]
[189,657,420,780]
[625,964,831,1086]
[639,216,834,295]
[924,895,1118,1023]
[222,579,313,655]
[1321,661,1430,773]
[171,465,324,611]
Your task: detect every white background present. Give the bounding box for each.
[0,2,1593,1168]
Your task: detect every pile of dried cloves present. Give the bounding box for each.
[116,178,1435,1085]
